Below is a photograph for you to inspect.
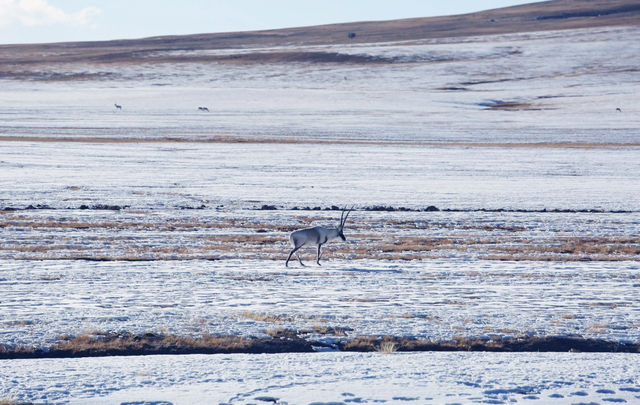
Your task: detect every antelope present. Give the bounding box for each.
[114,103,122,110]
[286,208,352,267]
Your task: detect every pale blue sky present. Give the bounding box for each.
[0,0,542,45]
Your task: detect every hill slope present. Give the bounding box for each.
[0,0,639,64]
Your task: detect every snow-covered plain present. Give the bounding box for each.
[1,27,639,143]
[2,352,640,404]
[1,259,640,349]
[1,25,640,403]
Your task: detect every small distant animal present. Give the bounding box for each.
[198,106,209,112]
[114,103,122,110]
[616,107,622,112]
[348,32,356,39]
[286,208,352,267]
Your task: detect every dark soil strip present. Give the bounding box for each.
[262,205,635,214]
[4,204,634,214]
[0,332,318,360]
[1,332,638,359]
[341,336,640,354]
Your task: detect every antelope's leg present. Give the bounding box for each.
[296,251,305,266]
[286,245,302,267]
[316,243,323,265]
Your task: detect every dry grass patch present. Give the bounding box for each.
[48,332,283,355]
[3,211,639,262]
[2,320,34,327]
[303,324,352,336]
[483,101,545,111]
[341,336,640,353]
[242,311,290,323]
[588,302,619,309]
[378,341,397,354]
[587,323,611,334]
[0,399,28,405]
[226,274,274,282]
[492,237,640,260]
[3,330,314,357]
[3,332,640,359]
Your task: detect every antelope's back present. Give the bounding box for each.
[290,226,322,245]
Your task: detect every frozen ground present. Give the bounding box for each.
[1,24,640,403]
[1,352,640,404]
[2,141,640,212]
[1,259,640,349]
[1,27,639,143]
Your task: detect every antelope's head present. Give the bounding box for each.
[337,208,353,241]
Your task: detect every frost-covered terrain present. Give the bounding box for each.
[2,352,640,404]
[1,27,639,143]
[1,23,640,404]
[2,259,640,349]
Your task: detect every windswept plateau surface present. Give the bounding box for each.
[1,1,640,403]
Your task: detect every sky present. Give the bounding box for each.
[0,0,543,45]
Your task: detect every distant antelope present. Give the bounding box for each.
[114,103,122,110]
[286,208,352,267]
[198,106,209,112]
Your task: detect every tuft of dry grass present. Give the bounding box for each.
[483,100,546,111]
[242,311,288,323]
[586,323,611,334]
[378,341,397,354]
[303,324,352,337]
[0,399,32,405]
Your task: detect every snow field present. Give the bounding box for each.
[2,351,640,404]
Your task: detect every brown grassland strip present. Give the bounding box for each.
[1,225,638,262]
[1,212,638,261]
[0,332,316,359]
[1,135,640,149]
[341,335,640,353]
[1,331,638,359]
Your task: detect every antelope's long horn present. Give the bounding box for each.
[340,209,345,226]
[342,207,353,227]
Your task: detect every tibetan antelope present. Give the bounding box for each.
[114,103,122,110]
[286,208,352,267]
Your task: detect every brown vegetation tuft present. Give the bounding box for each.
[483,101,545,111]
[0,399,29,405]
[378,340,398,354]
[242,311,290,323]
